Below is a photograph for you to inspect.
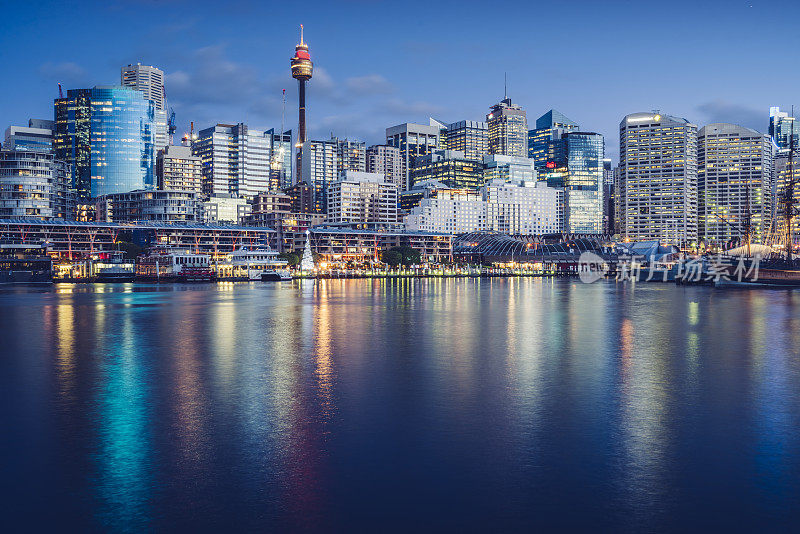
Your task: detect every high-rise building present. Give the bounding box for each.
[334,138,366,174]
[325,171,399,224]
[299,138,338,213]
[443,120,488,161]
[0,150,74,219]
[769,107,798,152]
[89,86,156,198]
[410,150,483,190]
[698,123,774,247]
[193,123,272,198]
[54,88,92,200]
[366,144,403,189]
[157,145,202,194]
[265,128,292,190]
[121,64,168,151]
[487,97,528,158]
[386,121,441,190]
[619,112,698,243]
[482,155,537,184]
[603,158,615,234]
[4,120,54,152]
[528,109,579,168]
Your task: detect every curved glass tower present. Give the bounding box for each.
[90,86,155,197]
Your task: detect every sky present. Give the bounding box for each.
[1,0,798,161]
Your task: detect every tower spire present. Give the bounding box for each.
[504,72,507,100]
[300,24,304,45]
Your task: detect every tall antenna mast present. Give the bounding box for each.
[504,72,507,100]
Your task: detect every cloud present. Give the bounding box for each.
[38,62,88,85]
[696,100,765,132]
[378,98,445,117]
[345,74,393,95]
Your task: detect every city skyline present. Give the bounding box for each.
[2,0,796,161]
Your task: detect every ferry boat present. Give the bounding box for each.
[136,247,214,282]
[0,243,53,284]
[214,246,292,281]
[88,251,135,282]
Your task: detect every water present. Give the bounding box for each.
[2,279,800,532]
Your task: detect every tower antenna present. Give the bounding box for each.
[504,72,507,99]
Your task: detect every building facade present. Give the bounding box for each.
[619,112,698,243]
[334,138,366,175]
[299,138,338,213]
[403,189,485,234]
[121,63,168,151]
[443,120,488,161]
[202,194,251,225]
[386,121,441,190]
[482,155,537,183]
[4,120,54,152]
[54,88,92,201]
[527,109,580,168]
[157,145,202,193]
[366,144,403,190]
[0,150,74,219]
[410,150,483,190]
[487,98,528,158]
[193,123,271,198]
[89,86,156,198]
[95,189,200,223]
[483,179,563,235]
[265,128,292,190]
[326,171,398,224]
[698,123,774,247]
[769,107,798,152]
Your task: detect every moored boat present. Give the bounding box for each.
[214,246,291,281]
[136,247,214,282]
[0,243,53,284]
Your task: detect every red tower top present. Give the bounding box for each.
[291,25,313,81]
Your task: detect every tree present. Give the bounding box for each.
[116,241,143,260]
[279,252,300,266]
[380,249,402,267]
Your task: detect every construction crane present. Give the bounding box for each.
[58,83,63,99]
[168,107,176,145]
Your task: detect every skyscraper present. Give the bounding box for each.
[90,86,156,197]
[769,107,798,152]
[157,145,202,193]
[366,144,403,189]
[443,120,488,161]
[299,138,338,213]
[192,123,273,198]
[54,88,92,200]
[386,121,441,190]
[619,112,698,243]
[410,150,483,190]
[528,109,579,168]
[487,97,527,158]
[334,138,366,174]
[266,128,293,190]
[698,123,774,247]
[121,64,168,151]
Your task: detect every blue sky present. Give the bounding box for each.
[1,0,797,160]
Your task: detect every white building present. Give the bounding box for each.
[483,179,563,235]
[0,150,74,219]
[698,123,774,246]
[619,112,698,243]
[121,63,168,151]
[202,194,251,225]
[403,189,485,234]
[326,171,398,224]
[95,189,200,223]
[404,179,562,235]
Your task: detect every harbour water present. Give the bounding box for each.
[2,279,800,531]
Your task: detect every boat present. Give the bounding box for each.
[0,243,53,284]
[88,251,135,282]
[214,246,291,281]
[136,247,215,282]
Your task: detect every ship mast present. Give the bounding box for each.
[784,109,797,262]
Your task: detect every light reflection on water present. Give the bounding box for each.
[2,279,800,531]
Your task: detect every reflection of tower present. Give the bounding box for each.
[291,25,313,147]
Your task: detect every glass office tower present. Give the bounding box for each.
[528,109,579,168]
[54,88,93,201]
[565,132,604,234]
[90,86,155,197]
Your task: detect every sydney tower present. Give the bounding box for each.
[291,25,313,146]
